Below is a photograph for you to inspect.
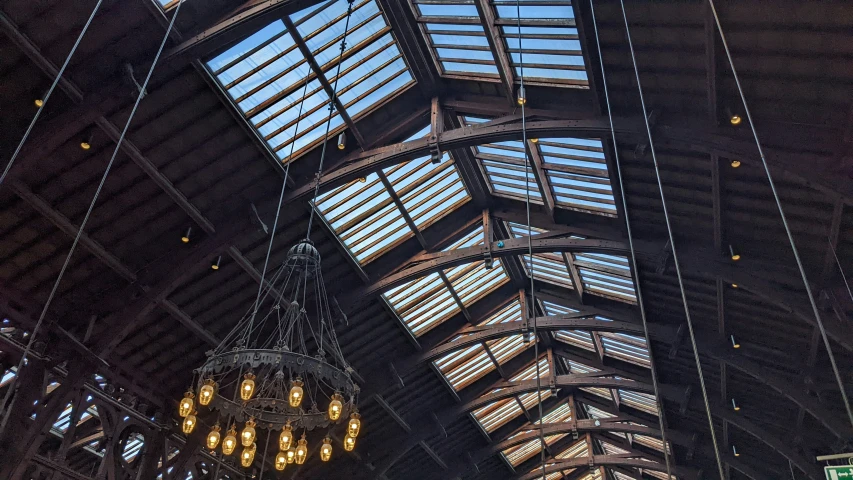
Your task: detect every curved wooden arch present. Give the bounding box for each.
[454,376,663,416]
[282,115,851,204]
[486,421,664,455]
[514,455,678,480]
[418,316,676,365]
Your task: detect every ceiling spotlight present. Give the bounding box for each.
[357,177,366,183]
[730,335,740,349]
[726,107,742,126]
[728,245,740,261]
[516,86,527,106]
[212,255,222,271]
[730,159,741,168]
[731,398,740,411]
[337,132,346,151]
[530,138,539,144]
[731,283,738,289]
[80,132,93,151]
[732,445,740,457]
[34,99,44,108]
[181,227,192,244]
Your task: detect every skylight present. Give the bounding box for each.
[472,357,551,432]
[508,223,637,304]
[408,0,589,86]
[435,300,529,390]
[494,0,588,86]
[383,225,509,336]
[317,126,470,264]
[206,0,415,163]
[539,138,616,216]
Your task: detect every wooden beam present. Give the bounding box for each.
[527,139,557,219]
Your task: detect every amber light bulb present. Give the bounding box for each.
[241,443,257,467]
[206,424,222,450]
[178,391,194,418]
[199,379,216,406]
[344,435,356,452]
[286,447,296,464]
[289,378,304,407]
[279,424,294,451]
[295,435,308,465]
[222,425,238,455]
[320,437,333,462]
[328,392,344,421]
[241,418,257,447]
[182,412,197,434]
[240,372,256,401]
[275,451,287,471]
[348,412,361,438]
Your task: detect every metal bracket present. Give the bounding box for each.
[123,63,147,100]
[389,362,404,388]
[432,412,447,438]
[428,135,441,164]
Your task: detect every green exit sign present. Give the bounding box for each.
[826,466,853,480]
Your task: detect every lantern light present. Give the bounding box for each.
[729,245,740,261]
[241,443,257,467]
[320,437,332,462]
[222,425,238,455]
[344,434,356,452]
[295,435,308,465]
[182,412,197,434]
[347,412,361,438]
[289,378,304,407]
[198,379,216,406]
[328,392,344,421]
[279,424,294,451]
[275,451,288,471]
[178,390,194,417]
[286,447,296,464]
[241,418,257,447]
[207,424,222,450]
[241,372,256,401]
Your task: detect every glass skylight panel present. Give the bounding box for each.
[383,272,459,336]
[435,300,526,391]
[599,332,650,367]
[503,430,566,466]
[122,433,146,462]
[574,253,636,304]
[619,390,658,415]
[494,0,589,87]
[507,223,576,290]
[472,357,551,432]
[555,438,588,459]
[442,226,509,306]
[538,138,616,217]
[206,0,415,163]
[316,126,471,265]
[544,301,595,352]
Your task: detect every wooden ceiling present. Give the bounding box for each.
[0,0,851,480]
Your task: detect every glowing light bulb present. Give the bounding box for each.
[328,393,343,421]
[80,140,91,150]
[320,437,332,462]
[178,391,194,418]
[286,447,296,464]
[296,436,308,465]
[730,159,741,168]
[730,114,742,126]
[289,378,304,408]
[182,413,197,434]
[348,412,361,438]
[530,138,539,143]
[241,373,256,401]
[241,418,257,447]
[516,86,527,106]
[241,443,257,467]
[34,99,44,107]
[344,435,356,452]
[207,425,221,450]
[275,451,287,471]
[198,379,216,406]
[222,425,238,455]
[279,424,293,451]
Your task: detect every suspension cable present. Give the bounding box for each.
[0,0,185,437]
[705,0,853,429]
[306,0,356,240]
[588,1,672,478]
[512,1,547,478]
[0,0,104,188]
[616,1,725,479]
[829,237,853,305]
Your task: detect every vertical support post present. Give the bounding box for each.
[483,209,494,269]
[430,97,444,163]
[546,347,557,394]
[562,252,584,304]
[519,289,530,342]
